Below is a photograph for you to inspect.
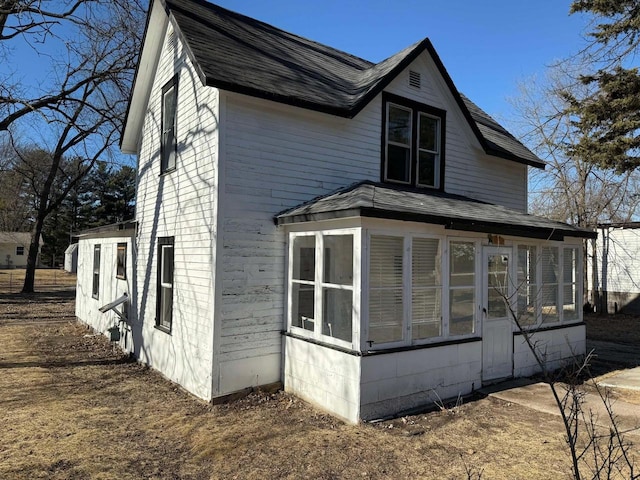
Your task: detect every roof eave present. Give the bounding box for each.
[277,207,596,240]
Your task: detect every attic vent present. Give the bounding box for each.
[166,31,177,53]
[409,70,421,89]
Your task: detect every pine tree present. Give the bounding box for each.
[566,0,640,171]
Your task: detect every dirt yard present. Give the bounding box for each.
[0,293,638,479]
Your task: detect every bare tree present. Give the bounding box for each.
[510,68,640,306]
[0,0,145,292]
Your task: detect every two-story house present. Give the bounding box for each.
[75,0,595,423]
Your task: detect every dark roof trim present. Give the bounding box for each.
[77,220,138,237]
[597,222,640,229]
[276,206,593,240]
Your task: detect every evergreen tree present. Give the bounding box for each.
[566,0,640,171]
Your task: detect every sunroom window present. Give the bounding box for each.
[541,247,560,324]
[517,245,538,326]
[563,247,579,322]
[289,233,354,345]
[449,241,476,335]
[412,237,442,339]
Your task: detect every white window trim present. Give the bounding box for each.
[416,112,441,189]
[364,230,481,351]
[515,241,583,328]
[287,229,361,351]
[384,103,413,186]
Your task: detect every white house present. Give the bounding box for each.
[64,243,79,273]
[0,232,41,268]
[587,223,640,314]
[75,0,595,423]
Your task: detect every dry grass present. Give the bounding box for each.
[585,312,640,345]
[1,294,638,479]
[0,268,76,294]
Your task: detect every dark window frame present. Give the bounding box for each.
[381,92,446,190]
[156,236,175,333]
[160,75,179,175]
[116,243,127,280]
[92,244,101,300]
[16,246,24,256]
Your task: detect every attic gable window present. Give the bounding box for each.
[161,76,178,174]
[382,93,446,190]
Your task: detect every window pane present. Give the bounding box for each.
[369,236,404,344]
[370,236,403,287]
[450,242,475,287]
[563,284,578,321]
[322,288,352,341]
[417,151,436,187]
[413,238,440,286]
[412,288,442,339]
[388,105,411,145]
[450,288,475,335]
[117,244,126,279]
[564,248,576,283]
[162,245,174,286]
[292,283,314,331]
[517,245,537,325]
[419,114,437,151]
[541,247,558,284]
[324,235,353,285]
[369,288,403,343]
[387,145,410,182]
[487,254,509,319]
[541,284,559,324]
[160,286,173,328]
[541,247,559,324]
[293,236,315,281]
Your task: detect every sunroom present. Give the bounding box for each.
[276,181,596,423]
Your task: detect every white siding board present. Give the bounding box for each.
[134,23,219,401]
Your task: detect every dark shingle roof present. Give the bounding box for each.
[163,0,544,168]
[276,181,595,240]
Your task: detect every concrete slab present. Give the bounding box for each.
[480,380,640,438]
[599,367,640,391]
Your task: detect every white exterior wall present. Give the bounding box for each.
[134,22,219,401]
[284,336,361,423]
[360,342,482,420]
[0,243,29,268]
[513,325,586,378]
[218,51,528,398]
[597,227,640,293]
[75,235,135,352]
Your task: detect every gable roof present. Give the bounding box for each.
[276,181,596,240]
[0,232,41,245]
[123,0,543,168]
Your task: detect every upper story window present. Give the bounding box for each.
[16,246,24,256]
[161,76,178,174]
[382,93,446,190]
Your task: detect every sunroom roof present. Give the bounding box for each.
[275,181,596,240]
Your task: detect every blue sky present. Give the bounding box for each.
[212,0,589,122]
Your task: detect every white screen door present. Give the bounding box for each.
[482,246,513,382]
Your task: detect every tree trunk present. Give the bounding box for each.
[22,216,44,293]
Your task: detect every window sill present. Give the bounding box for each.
[116,275,126,280]
[92,294,99,300]
[154,324,172,335]
[363,335,481,355]
[159,168,176,177]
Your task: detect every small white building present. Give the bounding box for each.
[588,223,640,314]
[76,0,595,423]
[64,243,79,273]
[76,222,136,351]
[0,232,41,268]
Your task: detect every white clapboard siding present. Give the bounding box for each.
[595,228,640,294]
[134,23,219,401]
[216,50,529,395]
